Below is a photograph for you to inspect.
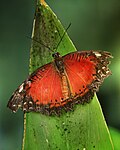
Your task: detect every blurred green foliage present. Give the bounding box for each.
[0,0,120,150]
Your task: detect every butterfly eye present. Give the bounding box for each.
[52,53,55,58]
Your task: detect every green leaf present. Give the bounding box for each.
[110,127,120,150]
[22,1,114,149]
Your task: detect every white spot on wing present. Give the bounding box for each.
[98,70,101,74]
[106,70,110,74]
[26,80,31,86]
[93,52,101,57]
[19,83,24,93]
[23,108,27,111]
[29,101,33,104]
[24,102,27,105]
[102,66,105,69]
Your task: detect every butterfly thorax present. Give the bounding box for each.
[52,52,64,74]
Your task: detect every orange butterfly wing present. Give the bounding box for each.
[27,63,64,107]
[63,51,111,99]
[8,63,64,114]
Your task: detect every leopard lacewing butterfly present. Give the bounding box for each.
[7,50,112,115]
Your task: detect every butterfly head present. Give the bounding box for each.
[52,52,61,59]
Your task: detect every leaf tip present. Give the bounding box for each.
[40,0,47,6]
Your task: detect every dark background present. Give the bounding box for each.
[0,0,120,149]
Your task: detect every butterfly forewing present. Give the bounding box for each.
[28,63,64,106]
[63,51,112,98]
[8,63,64,113]
[64,52,95,95]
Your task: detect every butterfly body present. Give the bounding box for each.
[7,50,112,115]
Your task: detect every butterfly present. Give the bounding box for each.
[7,50,112,115]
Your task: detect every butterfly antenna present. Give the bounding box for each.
[55,23,71,52]
[26,36,54,53]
